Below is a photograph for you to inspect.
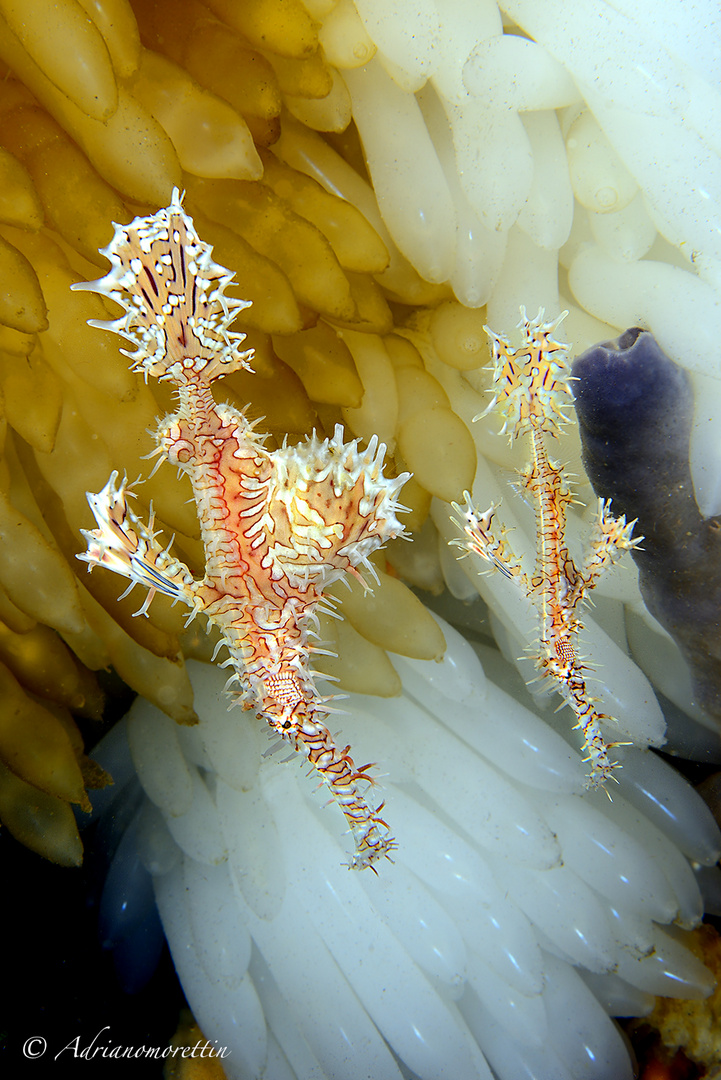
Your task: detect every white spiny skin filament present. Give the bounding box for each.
[453,308,642,788]
[76,190,410,870]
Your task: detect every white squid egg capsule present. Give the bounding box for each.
[566,109,638,213]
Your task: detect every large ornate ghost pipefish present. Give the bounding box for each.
[74,189,410,870]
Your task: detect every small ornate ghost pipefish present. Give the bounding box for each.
[453,308,642,788]
[74,189,410,869]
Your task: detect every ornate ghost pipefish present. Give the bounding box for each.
[74,189,410,870]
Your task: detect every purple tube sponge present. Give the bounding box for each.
[573,328,721,717]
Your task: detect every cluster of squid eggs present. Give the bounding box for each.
[0,0,719,1075]
[0,0,476,862]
